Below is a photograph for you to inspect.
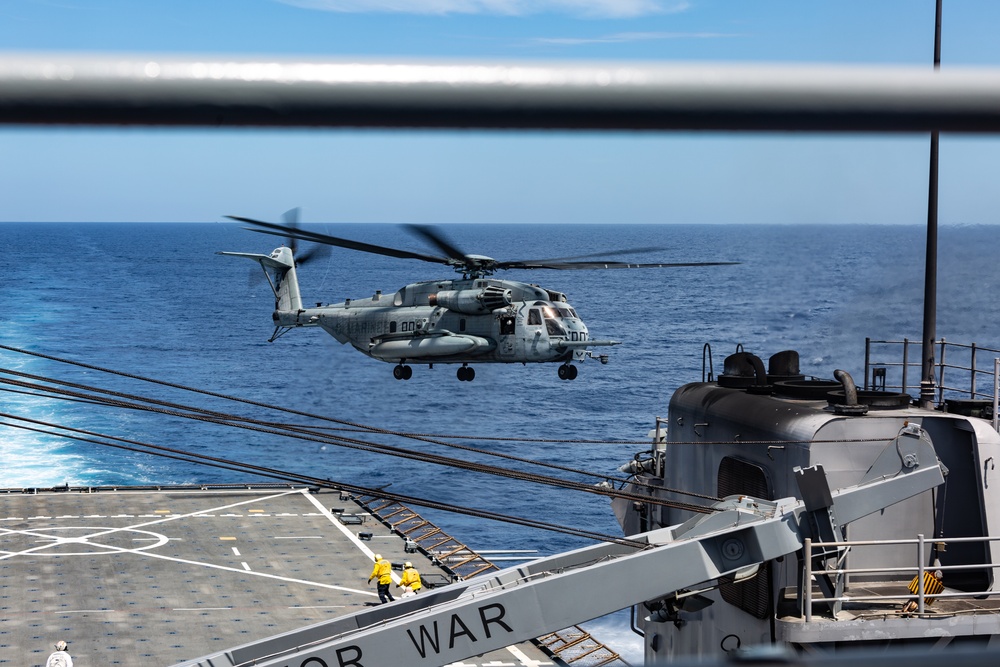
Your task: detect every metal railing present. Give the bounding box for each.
[864,338,1000,430]
[801,533,1000,622]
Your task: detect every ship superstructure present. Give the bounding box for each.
[614,342,1000,661]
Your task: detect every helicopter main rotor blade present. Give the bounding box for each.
[227,216,452,265]
[500,260,741,271]
[504,246,668,265]
[295,242,331,266]
[405,224,469,263]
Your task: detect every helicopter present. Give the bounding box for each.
[220,210,737,381]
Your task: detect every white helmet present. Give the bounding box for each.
[404,562,413,568]
[374,553,382,561]
[55,641,68,652]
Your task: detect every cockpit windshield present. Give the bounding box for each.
[557,307,577,319]
[532,302,575,329]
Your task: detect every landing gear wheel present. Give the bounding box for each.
[393,364,412,380]
[558,364,577,380]
[402,365,413,380]
[457,366,475,382]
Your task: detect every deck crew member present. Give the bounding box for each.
[45,640,73,667]
[368,553,395,604]
[398,561,422,597]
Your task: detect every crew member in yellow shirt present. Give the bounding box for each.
[367,553,395,603]
[398,561,422,597]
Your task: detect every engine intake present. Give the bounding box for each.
[428,285,512,314]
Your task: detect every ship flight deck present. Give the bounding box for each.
[0,485,562,666]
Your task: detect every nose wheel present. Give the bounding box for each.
[393,364,413,380]
[457,365,476,382]
[558,364,578,380]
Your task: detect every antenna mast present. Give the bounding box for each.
[920,0,943,408]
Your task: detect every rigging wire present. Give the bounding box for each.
[0,343,914,548]
[1,344,637,447]
[0,371,718,513]
[0,343,894,448]
[265,423,654,446]
[0,414,649,549]
[0,346,722,506]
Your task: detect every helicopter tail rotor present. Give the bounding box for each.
[228,208,331,269]
[280,208,331,267]
[217,245,304,313]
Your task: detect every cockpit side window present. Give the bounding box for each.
[528,309,542,325]
[545,319,566,336]
[542,306,558,320]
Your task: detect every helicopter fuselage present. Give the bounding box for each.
[275,277,613,378]
[223,215,735,380]
[220,217,723,381]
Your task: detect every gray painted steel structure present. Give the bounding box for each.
[179,432,943,667]
[4,53,1000,132]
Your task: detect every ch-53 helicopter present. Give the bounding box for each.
[220,210,736,382]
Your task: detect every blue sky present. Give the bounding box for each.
[2,0,1000,224]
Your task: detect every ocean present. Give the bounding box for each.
[2,221,999,660]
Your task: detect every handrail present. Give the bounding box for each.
[8,55,1000,132]
[802,532,1000,621]
[863,338,1000,427]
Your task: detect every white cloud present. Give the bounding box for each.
[531,30,736,45]
[277,0,689,18]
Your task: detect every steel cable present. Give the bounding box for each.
[0,372,717,514]
[0,414,649,548]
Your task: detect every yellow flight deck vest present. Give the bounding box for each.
[370,558,393,585]
[400,567,422,591]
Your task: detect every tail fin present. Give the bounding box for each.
[218,246,303,312]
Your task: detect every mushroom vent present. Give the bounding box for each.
[718,352,767,389]
[768,350,805,384]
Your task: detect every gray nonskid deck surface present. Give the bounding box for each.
[0,487,557,667]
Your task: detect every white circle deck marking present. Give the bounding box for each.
[6,525,169,556]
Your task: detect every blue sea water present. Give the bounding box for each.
[2,221,999,659]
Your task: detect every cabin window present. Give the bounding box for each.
[717,457,773,619]
[460,319,466,332]
[389,321,397,333]
[528,309,542,325]
[500,316,516,335]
